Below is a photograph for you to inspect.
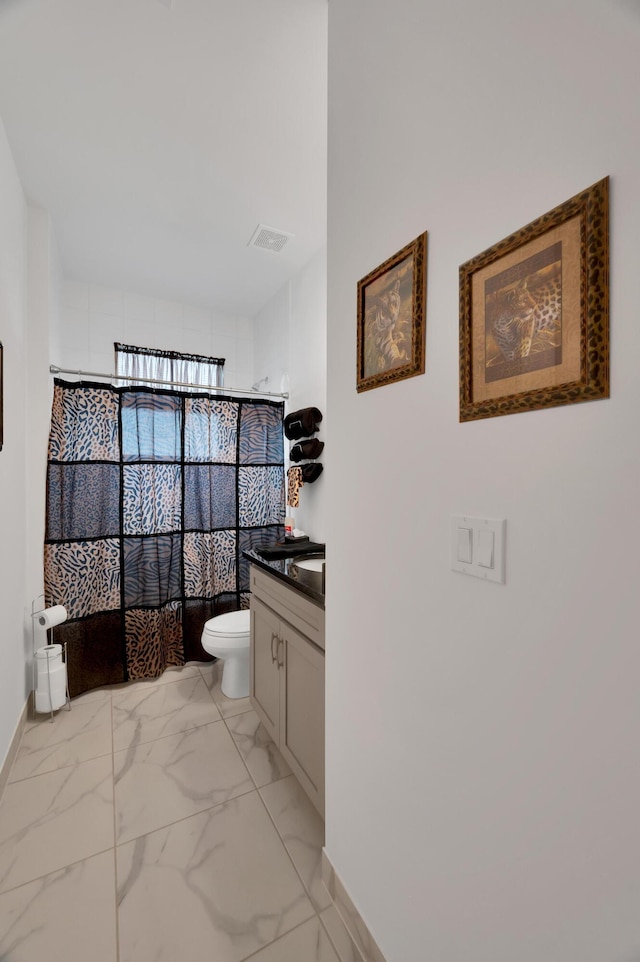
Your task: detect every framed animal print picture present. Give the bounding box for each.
[356,231,427,393]
[459,177,609,421]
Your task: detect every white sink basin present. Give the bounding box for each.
[293,557,325,572]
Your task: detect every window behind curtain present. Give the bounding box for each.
[115,343,225,392]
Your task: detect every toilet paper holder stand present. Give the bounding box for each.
[31,596,71,722]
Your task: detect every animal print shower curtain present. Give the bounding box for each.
[44,380,284,697]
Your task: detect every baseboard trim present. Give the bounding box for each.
[322,850,387,962]
[0,697,29,803]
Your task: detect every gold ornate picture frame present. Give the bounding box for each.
[357,231,427,393]
[459,177,609,421]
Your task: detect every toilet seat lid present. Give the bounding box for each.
[203,609,250,636]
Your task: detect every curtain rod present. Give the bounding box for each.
[49,365,289,400]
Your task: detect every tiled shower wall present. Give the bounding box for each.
[55,280,255,391]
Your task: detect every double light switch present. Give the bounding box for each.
[451,516,506,583]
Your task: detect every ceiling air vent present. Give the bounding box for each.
[248,224,295,254]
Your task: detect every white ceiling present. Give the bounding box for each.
[0,0,328,317]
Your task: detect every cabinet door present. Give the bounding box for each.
[250,596,281,744]
[280,624,325,817]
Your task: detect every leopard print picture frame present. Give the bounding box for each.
[357,231,428,393]
[459,177,609,421]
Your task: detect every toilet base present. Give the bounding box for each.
[220,651,249,699]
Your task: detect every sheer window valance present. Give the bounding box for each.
[115,343,225,392]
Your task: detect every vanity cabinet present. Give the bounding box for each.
[250,565,325,818]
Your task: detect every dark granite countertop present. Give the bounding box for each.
[243,547,325,607]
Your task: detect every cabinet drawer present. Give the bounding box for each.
[251,565,325,651]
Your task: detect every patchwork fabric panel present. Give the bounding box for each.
[44,538,121,620]
[47,463,120,540]
[184,397,238,462]
[123,535,182,607]
[53,613,125,698]
[183,464,237,530]
[184,529,237,598]
[121,391,182,462]
[123,464,182,535]
[125,603,184,680]
[239,403,285,464]
[48,384,120,462]
[238,465,285,527]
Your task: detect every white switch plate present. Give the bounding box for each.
[451,516,506,583]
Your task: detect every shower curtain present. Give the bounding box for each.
[44,380,284,697]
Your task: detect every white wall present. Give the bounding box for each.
[0,119,28,769]
[57,281,255,391]
[48,231,63,371]
[289,248,327,540]
[26,207,60,673]
[325,3,640,962]
[253,282,290,398]
[254,246,327,541]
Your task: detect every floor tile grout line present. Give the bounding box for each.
[119,786,262,847]
[238,913,326,962]
[254,775,326,917]
[200,661,286,781]
[114,783,259,850]
[111,672,228,752]
[112,714,227,756]
[7,746,115,786]
[223,717,293,794]
[110,707,257,844]
[215,690,294,795]
[7,692,112,787]
[219,706,264,794]
[0,843,117,899]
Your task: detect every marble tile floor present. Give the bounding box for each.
[0,662,345,962]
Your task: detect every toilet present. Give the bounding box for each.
[201,609,251,698]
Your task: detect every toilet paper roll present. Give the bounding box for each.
[37,605,67,629]
[35,645,63,673]
[35,661,68,713]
